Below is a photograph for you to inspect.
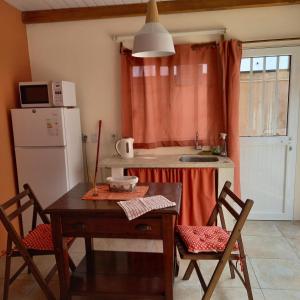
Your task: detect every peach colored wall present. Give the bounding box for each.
[0,0,32,252]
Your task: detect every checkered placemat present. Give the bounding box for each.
[117,195,176,220]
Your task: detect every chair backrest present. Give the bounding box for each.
[0,184,49,241]
[207,181,254,231]
[205,181,254,271]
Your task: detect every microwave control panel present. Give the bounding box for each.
[52,82,63,106]
[52,81,76,107]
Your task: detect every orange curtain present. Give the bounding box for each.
[121,43,224,148]
[219,40,242,195]
[128,168,216,226]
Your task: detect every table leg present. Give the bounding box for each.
[51,215,71,300]
[85,237,94,271]
[85,237,94,253]
[163,215,174,300]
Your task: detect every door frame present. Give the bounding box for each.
[241,46,300,220]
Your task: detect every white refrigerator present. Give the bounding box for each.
[11,107,84,233]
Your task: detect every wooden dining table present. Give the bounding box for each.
[45,182,182,300]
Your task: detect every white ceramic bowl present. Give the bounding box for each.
[106,176,139,192]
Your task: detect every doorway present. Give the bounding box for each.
[239,46,300,220]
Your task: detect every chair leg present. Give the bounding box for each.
[27,254,32,274]
[229,260,235,279]
[183,260,194,280]
[192,261,207,292]
[22,254,56,300]
[3,254,12,300]
[203,258,229,300]
[174,258,179,278]
[68,255,76,272]
[174,245,179,278]
[241,257,253,300]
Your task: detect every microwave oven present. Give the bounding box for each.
[19,81,76,108]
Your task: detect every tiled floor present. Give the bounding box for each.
[0,220,299,299]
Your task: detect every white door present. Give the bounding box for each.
[240,47,300,220]
[11,108,66,147]
[15,147,69,233]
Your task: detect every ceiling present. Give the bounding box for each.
[5,0,171,11]
[6,0,300,24]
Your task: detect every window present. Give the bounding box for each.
[239,55,290,136]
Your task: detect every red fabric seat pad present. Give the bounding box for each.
[22,224,72,251]
[176,225,238,253]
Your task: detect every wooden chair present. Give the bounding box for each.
[0,184,75,300]
[175,181,254,300]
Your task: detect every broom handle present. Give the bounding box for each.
[93,120,102,189]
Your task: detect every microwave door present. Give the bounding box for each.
[19,82,51,107]
[11,108,66,147]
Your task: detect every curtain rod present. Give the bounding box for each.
[242,36,300,44]
[112,28,226,42]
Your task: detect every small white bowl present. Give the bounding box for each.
[106,176,139,192]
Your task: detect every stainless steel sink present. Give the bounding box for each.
[179,156,219,162]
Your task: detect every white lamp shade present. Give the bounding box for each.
[132,22,175,58]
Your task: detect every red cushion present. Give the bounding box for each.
[22,224,72,251]
[176,225,238,253]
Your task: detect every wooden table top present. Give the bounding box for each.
[45,182,182,216]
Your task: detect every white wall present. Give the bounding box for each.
[26,5,300,219]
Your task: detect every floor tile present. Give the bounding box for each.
[70,252,84,265]
[25,279,60,300]
[0,278,37,299]
[275,221,300,238]
[243,221,282,237]
[262,289,300,300]
[251,258,300,289]
[177,258,260,289]
[244,235,298,259]
[211,287,264,300]
[0,256,24,279]
[174,278,203,300]
[69,238,85,253]
[0,255,56,280]
[286,237,300,259]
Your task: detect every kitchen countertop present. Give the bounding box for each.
[100,154,234,169]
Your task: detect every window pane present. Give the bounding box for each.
[277,80,289,135]
[240,81,250,136]
[160,66,169,76]
[239,55,290,137]
[241,58,251,72]
[251,81,264,135]
[263,80,276,135]
[266,56,277,71]
[253,57,264,71]
[132,66,143,78]
[144,65,156,77]
[279,56,290,70]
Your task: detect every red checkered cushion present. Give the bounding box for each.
[176,225,238,253]
[22,224,72,251]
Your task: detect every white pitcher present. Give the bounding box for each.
[115,138,134,159]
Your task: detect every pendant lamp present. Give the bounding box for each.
[132,0,175,58]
